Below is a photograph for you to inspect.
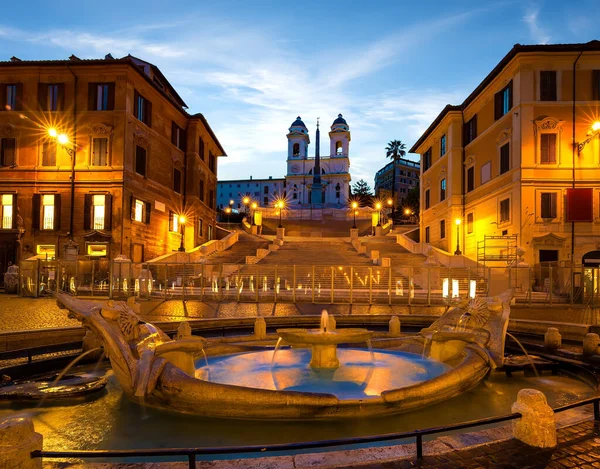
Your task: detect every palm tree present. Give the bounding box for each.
[385,140,406,215]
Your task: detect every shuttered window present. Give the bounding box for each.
[38,83,64,111]
[42,142,56,166]
[92,138,108,166]
[440,179,446,202]
[198,137,205,160]
[540,71,557,101]
[133,90,152,126]
[467,213,474,234]
[199,179,205,202]
[0,138,15,166]
[440,220,446,239]
[423,148,432,172]
[173,168,181,194]
[88,83,115,110]
[131,196,151,224]
[171,122,186,151]
[540,134,557,163]
[135,146,147,176]
[500,198,510,223]
[0,83,22,111]
[84,194,112,230]
[494,81,513,120]
[541,193,557,219]
[425,226,430,243]
[500,143,510,174]
[463,116,477,145]
[1,194,16,229]
[467,167,474,192]
[593,70,600,101]
[425,189,430,209]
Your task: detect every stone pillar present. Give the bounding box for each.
[254,317,267,339]
[276,227,285,241]
[389,316,401,337]
[511,389,556,448]
[0,417,43,469]
[583,333,600,356]
[350,228,358,240]
[374,226,384,237]
[544,327,561,351]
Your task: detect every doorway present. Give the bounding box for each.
[539,250,558,263]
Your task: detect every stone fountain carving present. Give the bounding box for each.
[56,290,514,420]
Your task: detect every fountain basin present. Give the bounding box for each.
[277,328,373,368]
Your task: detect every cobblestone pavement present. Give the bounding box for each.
[0,296,81,332]
[352,420,600,469]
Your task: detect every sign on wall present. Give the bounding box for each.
[566,188,593,222]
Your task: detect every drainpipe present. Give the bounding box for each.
[66,67,77,239]
[571,47,585,265]
[460,110,466,255]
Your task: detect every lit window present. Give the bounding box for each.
[87,243,108,257]
[134,199,144,222]
[1,194,13,229]
[170,212,179,232]
[37,244,56,259]
[93,195,105,229]
[42,194,55,230]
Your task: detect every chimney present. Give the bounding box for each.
[69,54,81,61]
[10,56,21,62]
[105,53,114,60]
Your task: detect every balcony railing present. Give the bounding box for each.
[93,218,105,230]
[1,216,12,229]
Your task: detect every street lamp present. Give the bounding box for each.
[225,207,231,223]
[351,201,358,228]
[375,201,382,226]
[178,215,187,252]
[276,200,285,228]
[454,218,462,256]
[251,202,257,226]
[242,196,250,215]
[577,121,600,155]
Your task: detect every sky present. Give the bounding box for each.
[1,0,599,186]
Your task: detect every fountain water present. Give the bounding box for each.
[506,332,540,377]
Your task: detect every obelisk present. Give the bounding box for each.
[310,118,323,205]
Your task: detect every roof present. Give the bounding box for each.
[290,116,307,128]
[217,177,285,184]
[409,40,600,153]
[332,114,347,126]
[0,54,227,156]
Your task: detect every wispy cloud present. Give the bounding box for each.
[523,6,551,44]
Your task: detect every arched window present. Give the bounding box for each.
[293,143,300,156]
[263,196,269,206]
[336,141,343,155]
[335,183,341,199]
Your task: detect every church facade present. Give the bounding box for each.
[285,115,351,206]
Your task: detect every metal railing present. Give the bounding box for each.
[17,260,600,309]
[30,397,600,468]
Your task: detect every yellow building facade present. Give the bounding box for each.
[411,42,600,269]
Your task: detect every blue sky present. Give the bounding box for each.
[1,0,599,185]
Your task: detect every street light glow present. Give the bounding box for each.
[48,128,58,138]
[251,202,257,210]
[351,201,358,209]
[375,202,382,210]
[243,196,250,205]
[387,199,393,206]
[455,218,461,225]
[57,134,69,145]
[592,121,600,132]
[179,215,186,224]
[404,208,411,215]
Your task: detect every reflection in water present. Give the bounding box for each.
[0,364,595,454]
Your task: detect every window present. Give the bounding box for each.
[541,193,557,219]
[198,137,205,160]
[134,199,144,222]
[423,148,432,172]
[133,90,152,126]
[170,211,180,232]
[499,198,510,223]
[263,196,268,206]
[2,84,21,111]
[440,220,445,239]
[593,70,600,100]
[264,186,269,194]
[84,194,112,230]
[86,243,108,257]
[135,146,146,176]
[92,138,108,166]
[494,81,513,120]
[463,116,477,145]
[440,135,446,156]
[88,83,115,111]
[0,138,15,166]
[208,225,213,241]
[540,71,557,101]
[131,197,151,224]
[481,162,491,184]
[467,213,473,234]
[336,141,343,155]
[209,189,215,209]
[38,83,64,111]
[467,167,474,192]
[42,194,57,230]
[540,134,557,164]
[1,194,15,229]
[293,143,300,156]
[425,226,430,243]
[198,218,203,235]
[440,179,446,202]
[500,143,510,174]
[42,142,56,166]
[199,179,205,202]
[173,168,181,194]
[209,152,216,173]
[171,122,186,151]
[425,189,430,209]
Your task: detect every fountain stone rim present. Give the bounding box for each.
[276,328,373,346]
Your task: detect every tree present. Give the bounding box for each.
[404,182,420,222]
[352,179,374,207]
[385,140,407,212]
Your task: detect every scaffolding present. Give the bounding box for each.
[477,235,518,277]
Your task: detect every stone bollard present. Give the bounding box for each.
[350,228,359,240]
[177,321,192,339]
[276,227,285,241]
[389,316,401,337]
[511,389,556,448]
[254,317,267,339]
[544,327,561,351]
[583,333,600,356]
[0,417,43,469]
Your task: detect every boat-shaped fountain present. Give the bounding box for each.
[55,290,512,420]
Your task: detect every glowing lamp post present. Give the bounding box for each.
[276,200,285,228]
[351,201,358,228]
[225,207,231,223]
[387,198,393,217]
[375,202,382,226]
[577,121,600,155]
[242,196,250,215]
[251,202,257,226]
[454,218,462,256]
[178,215,186,252]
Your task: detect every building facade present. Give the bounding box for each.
[285,115,351,206]
[0,54,225,274]
[217,176,286,210]
[410,41,600,269]
[374,158,420,205]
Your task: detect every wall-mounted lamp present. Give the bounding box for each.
[577,121,600,155]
